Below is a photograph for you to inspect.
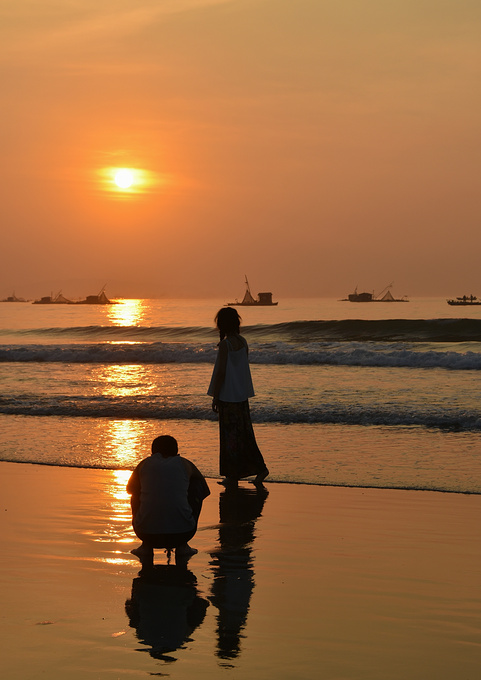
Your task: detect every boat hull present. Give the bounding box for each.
[227,302,278,306]
[447,300,481,306]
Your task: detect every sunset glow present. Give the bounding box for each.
[2,0,481,298]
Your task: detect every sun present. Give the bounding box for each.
[114,169,134,189]
[98,163,170,198]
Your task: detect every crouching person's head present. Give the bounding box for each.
[151,435,178,458]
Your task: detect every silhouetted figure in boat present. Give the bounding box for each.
[127,435,210,566]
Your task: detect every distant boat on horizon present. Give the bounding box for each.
[227,276,278,306]
[447,294,481,306]
[33,291,73,305]
[74,286,117,305]
[342,283,409,303]
[1,292,28,302]
[33,287,117,305]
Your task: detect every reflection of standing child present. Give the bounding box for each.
[127,435,210,564]
[208,307,269,486]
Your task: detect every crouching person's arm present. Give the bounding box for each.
[182,458,210,522]
[126,466,141,520]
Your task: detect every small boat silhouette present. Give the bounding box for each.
[228,276,278,306]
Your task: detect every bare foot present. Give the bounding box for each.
[130,545,152,560]
[175,544,198,557]
[253,469,269,486]
[217,477,238,487]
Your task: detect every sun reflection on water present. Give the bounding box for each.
[87,468,137,560]
[82,419,150,547]
[104,419,149,468]
[99,364,156,398]
[107,298,147,327]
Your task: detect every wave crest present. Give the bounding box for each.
[1,394,480,431]
[1,341,481,370]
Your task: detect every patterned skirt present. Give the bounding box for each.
[218,400,268,480]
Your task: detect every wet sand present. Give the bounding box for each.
[1,461,480,679]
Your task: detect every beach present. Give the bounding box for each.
[3,0,481,671]
[2,461,480,680]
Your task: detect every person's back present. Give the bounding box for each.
[208,307,269,486]
[219,336,255,402]
[208,335,255,401]
[127,435,210,564]
[134,455,195,535]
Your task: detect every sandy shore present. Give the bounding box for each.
[1,461,480,679]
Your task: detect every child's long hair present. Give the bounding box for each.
[215,307,241,340]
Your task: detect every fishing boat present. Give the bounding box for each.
[228,276,278,306]
[343,284,409,302]
[1,293,27,302]
[74,286,116,305]
[33,286,117,305]
[33,291,73,304]
[346,288,374,302]
[447,295,481,306]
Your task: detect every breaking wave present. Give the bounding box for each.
[1,393,480,431]
[1,341,481,370]
[3,317,481,343]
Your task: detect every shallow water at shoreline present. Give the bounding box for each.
[2,415,481,494]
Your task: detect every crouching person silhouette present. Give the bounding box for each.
[127,435,210,566]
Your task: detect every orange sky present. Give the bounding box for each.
[1,0,480,299]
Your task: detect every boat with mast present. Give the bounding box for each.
[74,286,116,305]
[33,291,73,304]
[33,286,117,305]
[447,294,481,306]
[228,276,278,306]
[1,292,28,302]
[343,283,409,302]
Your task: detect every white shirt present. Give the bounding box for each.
[208,337,255,402]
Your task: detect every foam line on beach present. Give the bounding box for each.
[1,460,480,496]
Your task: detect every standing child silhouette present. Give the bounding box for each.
[208,307,269,486]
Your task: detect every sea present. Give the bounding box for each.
[1,297,481,494]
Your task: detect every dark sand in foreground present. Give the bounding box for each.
[1,461,480,679]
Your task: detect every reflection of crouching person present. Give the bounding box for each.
[127,435,210,564]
